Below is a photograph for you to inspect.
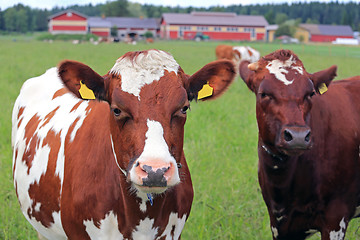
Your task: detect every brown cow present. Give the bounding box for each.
[12,49,236,239]
[240,49,360,240]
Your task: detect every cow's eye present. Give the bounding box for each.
[181,105,190,114]
[113,108,121,116]
[305,91,316,100]
[260,92,272,100]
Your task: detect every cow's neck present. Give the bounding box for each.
[259,140,317,214]
[259,140,298,193]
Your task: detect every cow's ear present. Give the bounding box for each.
[58,60,107,101]
[309,65,337,94]
[239,60,257,92]
[185,60,236,101]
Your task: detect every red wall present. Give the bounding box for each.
[91,31,109,37]
[256,33,265,40]
[52,26,87,31]
[311,35,353,42]
[53,13,86,21]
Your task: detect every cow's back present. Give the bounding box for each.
[11,67,96,239]
[311,78,360,138]
[215,45,233,60]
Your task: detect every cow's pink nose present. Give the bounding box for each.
[135,159,175,187]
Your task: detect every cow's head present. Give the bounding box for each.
[240,49,337,156]
[58,49,235,194]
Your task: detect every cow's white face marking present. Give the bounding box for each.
[84,211,124,239]
[110,50,179,100]
[329,218,346,240]
[266,55,304,85]
[129,119,180,192]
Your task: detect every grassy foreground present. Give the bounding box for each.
[1,38,360,239]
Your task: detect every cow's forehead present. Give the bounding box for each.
[110,50,180,100]
[264,55,305,86]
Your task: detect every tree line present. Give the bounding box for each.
[0,0,359,33]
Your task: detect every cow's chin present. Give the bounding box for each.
[133,183,169,194]
[278,147,309,157]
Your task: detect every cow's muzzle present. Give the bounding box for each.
[131,158,179,193]
[141,165,168,187]
[277,125,312,156]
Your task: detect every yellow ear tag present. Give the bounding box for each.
[79,81,96,100]
[197,83,213,100]
[318,83,328,95]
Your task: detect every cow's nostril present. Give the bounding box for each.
[305,131,311,142]
[284,130,293,142]
[142,165,152,173]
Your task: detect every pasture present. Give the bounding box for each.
[1,37,360,239]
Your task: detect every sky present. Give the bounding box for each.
[0,0,357,10]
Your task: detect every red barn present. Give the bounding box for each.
[160,12,268,41]
[300,24,354,42]
[48,10,87,34]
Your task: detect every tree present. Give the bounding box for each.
[3,8,17,31]
[128,2,146,17]
[111,25,118,37]
[102,0,129,17]
[275,24,296,37]
[265,9,275,24]
[275,13,288,25]
[16,8,28,32]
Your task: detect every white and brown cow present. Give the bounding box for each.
[215,44,260,72]
[12,49,236,239]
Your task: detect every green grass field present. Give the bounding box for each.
[1,37,360,239]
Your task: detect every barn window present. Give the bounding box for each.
[244,28,256,38]
[197,26,208,31]
[67,12,73,17]
[227,27,238,32]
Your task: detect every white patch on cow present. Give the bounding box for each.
[266,55,304,85]
[12,67,92,239]
[34,202,41,212]
[136,191,150,212]
[132,217,158,240]
[329,218,346,240]
[271,226,279,238]
[160,213,187,240]
[110,50,179,100]
[129,119,180,190]
[233,46,260,63]
[31,211,66,240]
[84,211,124,239]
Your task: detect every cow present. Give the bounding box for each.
[239,49,360,240]
[11,49,236,240]
[215,44,260,73]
